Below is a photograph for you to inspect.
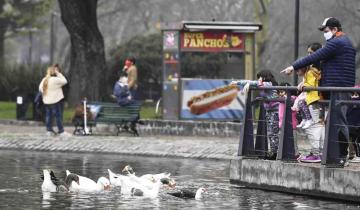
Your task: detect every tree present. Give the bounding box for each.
[58,0,106,104]
[0,0,51,68]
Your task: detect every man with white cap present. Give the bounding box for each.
[281,17,356,167]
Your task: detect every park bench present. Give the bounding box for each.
[73,101,142,136]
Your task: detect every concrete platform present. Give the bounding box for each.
[230,157,360,202]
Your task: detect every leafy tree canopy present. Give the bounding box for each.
[1,0,52,36]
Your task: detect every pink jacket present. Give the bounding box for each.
[278,96,297,129]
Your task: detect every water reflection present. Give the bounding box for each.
[0,150,358,209]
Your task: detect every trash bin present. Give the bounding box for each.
[16,96,27,120]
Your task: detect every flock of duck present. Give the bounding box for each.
[41,165,207,200]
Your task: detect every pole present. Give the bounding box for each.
[29,30,33,65]
[50,12,55,64]
[293,0,300,86]
[83,98,90,135]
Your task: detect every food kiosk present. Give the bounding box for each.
[161,21,262,120]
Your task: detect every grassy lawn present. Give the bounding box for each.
[0,101,161,123]
[0,101,16,119]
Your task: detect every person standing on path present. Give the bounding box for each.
[39,66,70,137]
[123,56,138,99]
[281,17,356,166]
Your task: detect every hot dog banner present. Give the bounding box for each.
[181,79,246,120]
[180,31,245,52]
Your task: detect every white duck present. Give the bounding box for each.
[122,165,174,186]
[109,168,176,197]
[41,169,57,192]
[108,169,128,187]
[125,174,175,198]
[140,172,171,183]
[108,169,138,195]
[133,178,168,198]
[66,170,110,192]
[41,169,70,192]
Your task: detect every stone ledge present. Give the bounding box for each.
[230,158,360,202]
[138,119,240,137]
[0,134,238,160]
[0,119,242,137]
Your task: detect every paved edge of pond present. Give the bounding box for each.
[0,119,242,137]
[230,157,360,203]
[0,130,239,161]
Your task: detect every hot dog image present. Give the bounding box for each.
[187,84,240,115]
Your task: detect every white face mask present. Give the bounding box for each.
[323,31,333,40]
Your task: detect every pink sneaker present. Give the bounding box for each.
[300,154,321,163]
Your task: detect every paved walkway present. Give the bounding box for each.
[0,124,239,160]
[1,122,360,170]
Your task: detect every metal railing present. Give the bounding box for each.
[238,86,360,168]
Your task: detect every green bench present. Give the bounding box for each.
[72,101,142,136]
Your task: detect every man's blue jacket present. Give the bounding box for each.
[293,34,356,87]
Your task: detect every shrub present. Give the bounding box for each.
[0,63,47,101]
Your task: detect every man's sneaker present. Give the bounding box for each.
[296,120,306,128]
[349,156,360,163]
[302,120,314,129]
[300,154,321,163]
[264,152,277,160]
[59,131,72,138]
[46,131,56,137]
[339,158,350,167]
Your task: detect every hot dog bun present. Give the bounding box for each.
[187,84,239,115]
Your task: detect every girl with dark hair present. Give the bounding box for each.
[307,42,322,69]
[232,70,279,160]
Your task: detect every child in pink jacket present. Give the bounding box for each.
[278,82,297,129]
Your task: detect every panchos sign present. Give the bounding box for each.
[180,31,244,52]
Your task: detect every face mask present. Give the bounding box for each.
[323,31,333,40]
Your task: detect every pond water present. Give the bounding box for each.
[0,149,358,209]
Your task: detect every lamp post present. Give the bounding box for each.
[293,0,300,86]
[50,11,60,64]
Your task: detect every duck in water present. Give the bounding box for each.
[167,187,208,200]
